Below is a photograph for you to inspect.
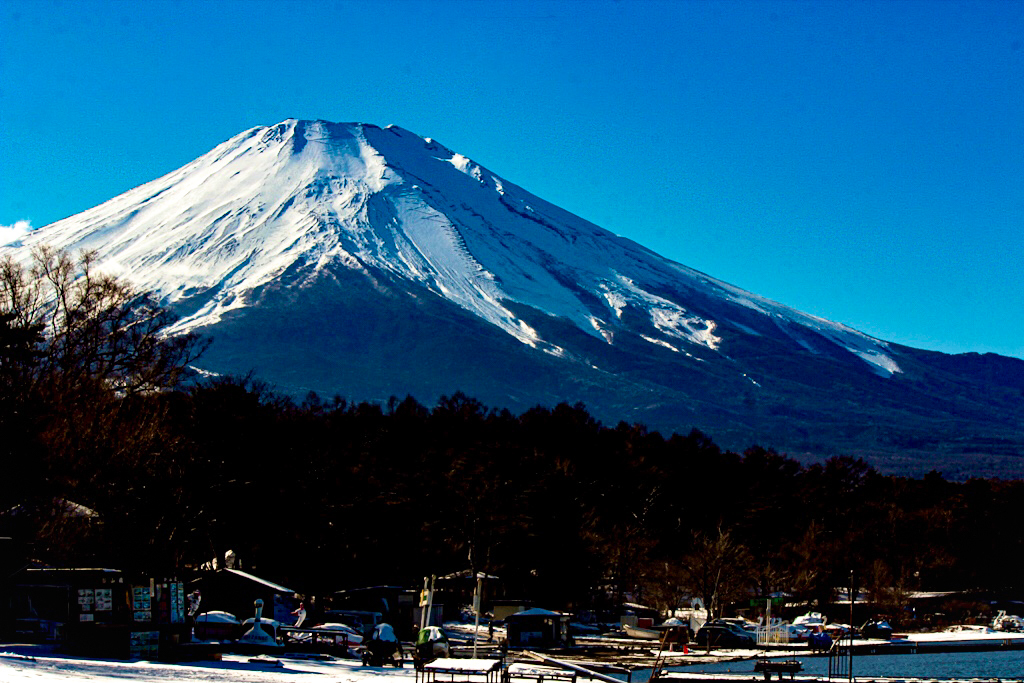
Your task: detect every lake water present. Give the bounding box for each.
[671,649,1024,678]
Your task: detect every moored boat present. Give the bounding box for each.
[622,623,661,640]
[991,610,1024,632]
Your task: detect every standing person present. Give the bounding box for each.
[186,590,202,639]
[292,597,308,627]
[187,590,202,619]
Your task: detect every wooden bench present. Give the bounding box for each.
[753,658,802,681]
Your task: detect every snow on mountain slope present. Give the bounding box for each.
[2,119,900,377]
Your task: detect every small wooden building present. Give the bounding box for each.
[8,567,188,659]
[505,608,572,648]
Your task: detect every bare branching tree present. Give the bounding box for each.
[683,527,752,621]
[4,247,208,397]
[0,247,208,566]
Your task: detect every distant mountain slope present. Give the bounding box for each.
[5,119,1023,478]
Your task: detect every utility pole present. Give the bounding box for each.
[420,577,430,631]
[419,575,436,631]
[848,570,855,679]
[472,572,483,658]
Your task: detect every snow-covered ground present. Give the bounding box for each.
[0,649,412,682]
[0,622,502,683]
[13,620,1019,683]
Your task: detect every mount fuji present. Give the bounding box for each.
[5,119,1023,477]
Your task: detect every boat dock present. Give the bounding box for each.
[662,676,1024,683]
[825,630,1024,656]
[576,630,1024,663]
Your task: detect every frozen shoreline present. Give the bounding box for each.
[1,649,412,682]
[6,626,1024,683]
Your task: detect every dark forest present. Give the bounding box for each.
[3,251,1023,625]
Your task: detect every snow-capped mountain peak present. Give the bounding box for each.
[9,118,1024,477]
[7,118,899,378]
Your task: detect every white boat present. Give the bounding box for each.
[943,624,995,633]
[991,610,1024,632]
[901,623,1024,650]
[674,598,708,633]
[792,611,826,627]
[623,623,661,640]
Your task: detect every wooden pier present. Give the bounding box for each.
[662,676,1024,683]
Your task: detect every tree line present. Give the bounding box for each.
[3,249,1023,626]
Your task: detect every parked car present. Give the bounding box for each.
[323,610,383,639]
[315,622,364,646]
[710,618,758,636]
[696,623,756,647]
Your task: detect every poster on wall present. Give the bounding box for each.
[169,582,182,623]
[132,586,152,623]
[95,588,113,611]
[77,588,95,612]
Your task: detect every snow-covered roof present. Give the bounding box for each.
[222,568,293,593]
[509,608,566,618]
[196,611,240,624]
[439,569,500,580]
[622,602,658,612]
[907,590,960,600]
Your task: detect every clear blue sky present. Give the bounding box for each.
[2,0,1022,358]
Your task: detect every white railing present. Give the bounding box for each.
[756,621,790,645]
